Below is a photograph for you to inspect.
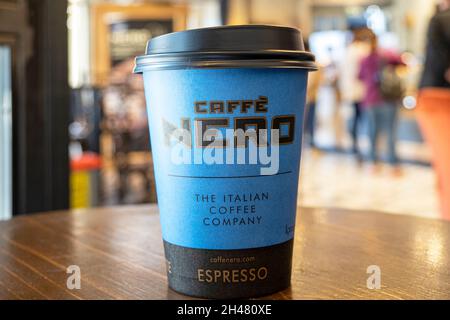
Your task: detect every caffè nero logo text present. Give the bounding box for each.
[163,96,296,175]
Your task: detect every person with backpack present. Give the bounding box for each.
[358,30,404,175]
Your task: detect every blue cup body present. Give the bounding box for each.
[142,68,308,298]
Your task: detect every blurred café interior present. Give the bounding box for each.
[0,0,449,221]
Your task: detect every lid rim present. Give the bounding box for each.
[137,49,316,58]
[134,57,318,73]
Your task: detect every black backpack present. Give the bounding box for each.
[376,59,405,101]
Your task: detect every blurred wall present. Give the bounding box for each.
[186,0,221,29]
[389,0,436,55]
[228,0,250,25]
[250,0,300,26]
[68,0,91,88]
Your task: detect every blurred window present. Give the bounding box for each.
[365,5,387,35]
[0,45,12,220]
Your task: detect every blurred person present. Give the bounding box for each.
[419,0,450,89]
[339,27,371,161]
[324,47,344,150]
[304,40,322,149]
[416,0,450,219]
[358,30,403,175]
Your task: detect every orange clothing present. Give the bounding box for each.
[416,88,450,220]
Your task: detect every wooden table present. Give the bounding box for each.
[0,205,449,300]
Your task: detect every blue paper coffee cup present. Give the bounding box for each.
[135,25,317,299]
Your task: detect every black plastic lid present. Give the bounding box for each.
[134,25,317,73]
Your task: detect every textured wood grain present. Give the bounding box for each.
[0,205,449,300]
